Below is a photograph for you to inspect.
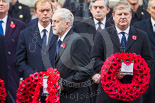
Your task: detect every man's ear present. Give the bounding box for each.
[106,7,110,14]
[34,10,37,17]
[65,21,71,28]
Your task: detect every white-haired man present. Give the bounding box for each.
[52,8,93,103]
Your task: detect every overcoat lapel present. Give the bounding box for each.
[5,17,15,42]
[125,26,137,51]
[30,24,42,48]
[55,29,72,63]
[109,26,121,50]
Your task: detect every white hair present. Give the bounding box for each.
[54,8,74,26]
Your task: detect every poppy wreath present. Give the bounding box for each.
[100,53,150,101]
[0,78,7,103]
[16,68,60,103]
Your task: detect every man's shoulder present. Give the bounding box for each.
[130,26,147,37]
[134,18,149,28]
[9,16,25,26]
[75,18,94,27]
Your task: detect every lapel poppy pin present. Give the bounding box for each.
[61,43,66,48]
[132,35,137,40]
[10,21,15,28]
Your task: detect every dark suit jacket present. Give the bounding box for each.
[0,35,8,103]
[16,23,58,78]
[74,18,113,50]
[0,35,7,90]
[8,1,31,26]
[4,16,25,102]
[134,18,155,103]
[131,5,150,25]
[55,29,93,103]
[29,18,38,26]
[91,26,153,103]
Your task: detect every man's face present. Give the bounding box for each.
[90,0,109,21]
[127,0,139,5]
[52,13,66,36]
[0,0,9,14]
[147,0,155,20]
[34,2,53,25]
[113,7,132,30]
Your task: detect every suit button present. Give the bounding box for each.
[34,69,37,72]
[8,51,11,55]
[8,66,11,70]
[12,38,15,43]
[44,52,46,55]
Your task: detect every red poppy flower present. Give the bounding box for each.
[10,21,15,28]
[61,43,66,48]
[132,35,137,40]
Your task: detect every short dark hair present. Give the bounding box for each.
[89,0,109,8]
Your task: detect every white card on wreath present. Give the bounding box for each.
[43,76,48,94]
[120,62,134,75]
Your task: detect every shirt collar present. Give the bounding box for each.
[115,26,130,35]
[58,27,71,42]
[38,22,51,34]
[0,15,8,24]
[94,17,106,26]
[151,17,155,27]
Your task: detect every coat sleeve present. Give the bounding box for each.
[91,31,105,73]
[16,31,34,78]
[62,36,94,92]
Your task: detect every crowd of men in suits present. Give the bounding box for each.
[0,0,155,103]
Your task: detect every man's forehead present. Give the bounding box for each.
[0,0,8,2]
[93,0,106,6]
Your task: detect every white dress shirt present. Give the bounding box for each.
[38,22,51,45]
[94,17,106,30]
[115,26,130,43]
[151,17,155,32]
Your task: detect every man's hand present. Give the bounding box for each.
[61,83,64,91]
[117,72,126,79]
[92,73,101,84]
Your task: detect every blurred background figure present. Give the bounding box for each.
[8,0,31,26]
[51,0,62,11]
[0,0,25,102]
[134,0,155,103]
[143,0,148,9]
[127,0,150,25]
[0,35,8,103]
[29,0,62,26]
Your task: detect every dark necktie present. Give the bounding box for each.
[97,22,102,30]
[0,20,3,35]
[42,29,47,47]
[121,32,126,52]
[154,24,155,32]
[57,39,62,55]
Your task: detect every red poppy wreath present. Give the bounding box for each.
[16,68,60,103]
[100,53,150,101]
[0,78,7,103]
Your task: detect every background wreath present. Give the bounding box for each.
[0,78,7,103]
[16,68,60,103]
